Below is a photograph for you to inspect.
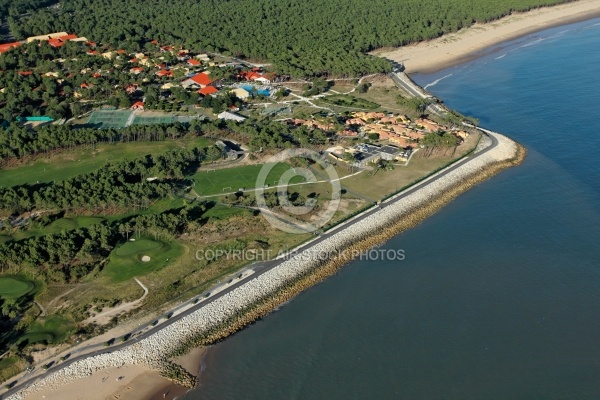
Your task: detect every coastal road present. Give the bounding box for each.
[390,72,447,117]
[2,130,499,400]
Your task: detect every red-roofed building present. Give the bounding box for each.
[92,72,102,78]
[189,72,211,87]
[125,84,139,94]
[197,86,218,96]
[150,39,159,45]
[87,50,98,55]
[130,67,144,75]
[156,69,173,78]
[80,83,92,89]
[18,71,33,76]
[48,38,65,47]
[117,49,128,54]
[131,101,145,110]
[0,42,22,54]
[48,34,78,48]
[86,41,97,48]
[187,59,201,66]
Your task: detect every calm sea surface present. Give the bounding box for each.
[184,19,600,399]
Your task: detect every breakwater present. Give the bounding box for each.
[7,129,525,400]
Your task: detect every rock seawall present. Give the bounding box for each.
[9,130,525,399]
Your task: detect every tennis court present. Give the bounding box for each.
[87,110,133,129]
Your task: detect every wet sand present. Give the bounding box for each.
[376,0,600,73]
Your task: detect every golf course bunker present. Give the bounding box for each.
[141,255,151,262]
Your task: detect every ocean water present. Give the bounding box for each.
[184,19,600,400]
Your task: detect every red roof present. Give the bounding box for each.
[87,50,98,55]
[240,71,261,81]
[189,72,211,86]
[198,86,218,96]
[150,39,159,45]
[156,69,173,77]
[187,59,201,66]
[0,42,21,54]
[48,38,65,47]
[92,72,101,78]
[48,34,77,47]
[132,101,145,109]
[18,71,33,76]
[117,49,127,54]
[130,67,143,73]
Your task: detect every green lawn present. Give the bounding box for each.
[203,205,253,219]
[8,216,107,242]
[0,356,22,384]
[103,237,184,282]
[191,163,307,196]
[0,276,35,300]
[20,315,75,346]
[0,137,213,188]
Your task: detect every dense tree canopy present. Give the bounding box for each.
[9,0,573,77]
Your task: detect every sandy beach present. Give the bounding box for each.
[23,364,187,400]
[21,347,206,400]
[8,3,594,400]
[376,0,600,73]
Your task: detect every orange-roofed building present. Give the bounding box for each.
[130,67,144,74]
[198,86,218,96]
[156,69,173,78]
[188,59,201,66]
[0,42,22,54]
[80,83,92,88]
[18,71,33,76]
[131,101,145,110]
[189,72,212,86]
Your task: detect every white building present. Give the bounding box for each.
[217,111,247,122]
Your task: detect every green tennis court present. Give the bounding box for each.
[87,110,133,129]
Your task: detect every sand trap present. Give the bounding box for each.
[141,255,151,262]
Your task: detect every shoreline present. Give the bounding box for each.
[7,3,573,395]
[375,0,600,74]
[12,127,526,400]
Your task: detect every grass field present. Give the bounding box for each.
[0,137,213,188]
[0,276,35,300]
[7,216,107,243]
[20,315,75,346]
[203,205,253,220]
[317,94,380,110]
[86,109,133,129]
[191,163,307,196]
[103,237,184,282]
[0,356,22,384]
